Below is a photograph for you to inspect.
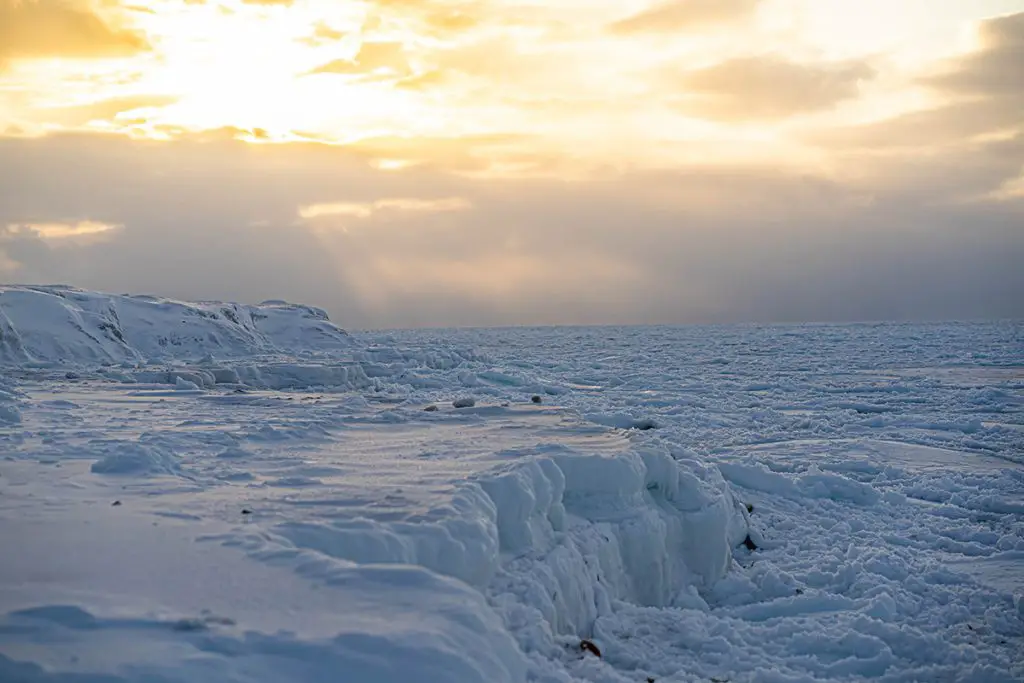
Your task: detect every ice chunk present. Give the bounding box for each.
[90,442,181,476]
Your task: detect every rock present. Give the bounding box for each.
[579,639,601,658]
[111,500,122,507]
[742,534,757,551]
[745,503,754,514]
[530,395,542,404]
[241,509,253,515]
[452,397,475,409]
[423,405,439,412]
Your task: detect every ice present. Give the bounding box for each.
[1,299,1022,682]
[89,441,182,476]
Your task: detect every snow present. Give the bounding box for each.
[1,292,1022,682]
[0,285,351,366]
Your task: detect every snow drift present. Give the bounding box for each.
[0,285,351,365]
[228,443,751,672]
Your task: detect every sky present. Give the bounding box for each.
[0,0,1022,328]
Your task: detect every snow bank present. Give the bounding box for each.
[241,444,749,650]
[0,285,351,365]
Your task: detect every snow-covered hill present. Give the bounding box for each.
[0,285,351,365]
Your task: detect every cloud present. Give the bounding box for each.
[367,0,486,35]
[347,133,534,173]
[309,42,409,76]
[924,12,1024,98]
[299,21,345,46]
[7,220,120,240]
[0,131,1020,328]
[299,197,471,220]
[395,69,450,91]
[812,12,1024,150]
[0,0,149,63]
[810,101,1020,150]
[610,0,759,34]
[674,56,875,121]
[422,8,480,33]
[37,95,178,127]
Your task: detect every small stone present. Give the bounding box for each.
[423,405,438,412]
[241,509,253,515]
[111,500,122,507]
[579,639,601,658]
[531,395,542,404]
[452,397,475,409]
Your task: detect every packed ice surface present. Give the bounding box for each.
[1,291,1022,683]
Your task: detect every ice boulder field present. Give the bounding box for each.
[0,285,1021,683]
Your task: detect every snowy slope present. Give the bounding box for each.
[0,285,350,365]
[0,296,1022,683]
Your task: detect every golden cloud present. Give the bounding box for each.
[299,197,471,220]
[812,12,1024,151]
[923,12,1023,99]
[308,41,410,76]
[610,0,759,34]
[674,56,875,121]
[39,95,177,127]
[0,0,149,62]
[299,21,345,45]
[7,220,120,240]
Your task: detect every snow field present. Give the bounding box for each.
[0,288,1021,682]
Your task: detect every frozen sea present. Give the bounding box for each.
[0,287,1021,683]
